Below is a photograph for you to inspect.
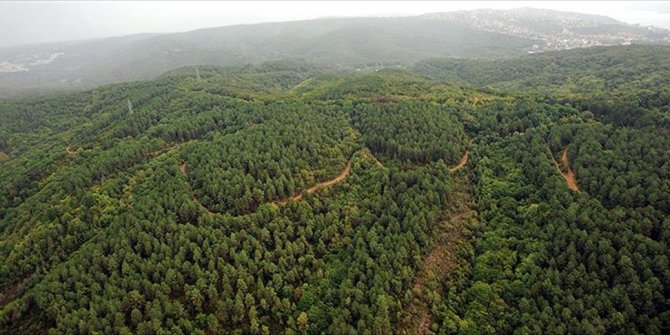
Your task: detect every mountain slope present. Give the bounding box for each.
[1,8,668,97]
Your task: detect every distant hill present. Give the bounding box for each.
[1,8,668,97]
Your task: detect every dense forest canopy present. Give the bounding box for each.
[1,45,669,334]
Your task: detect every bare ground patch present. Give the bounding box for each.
[400,177,476,334]
[550,147,580,192]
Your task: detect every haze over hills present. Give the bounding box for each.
[1,7,668,97]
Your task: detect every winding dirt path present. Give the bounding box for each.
[303,158,352,194]
[450,140,473,173]
[450,150,469,172]
[179,149,384,211]
[282,148,387,203]
[550,148,580,192]
[400,177,475,334]
[361,148,386,169]
[276,154,355,204]
[561,149,579,192]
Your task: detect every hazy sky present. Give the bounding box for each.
[1,1,670,48]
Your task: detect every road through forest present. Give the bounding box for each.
[550,147,580,192]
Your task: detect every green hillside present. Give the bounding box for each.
[1,46,669,334]
[3,8,669,98]
[414,45,670,94]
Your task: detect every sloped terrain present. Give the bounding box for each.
[2,8,669,97]
[1,46,670,334]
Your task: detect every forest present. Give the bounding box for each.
[0,45,669,334]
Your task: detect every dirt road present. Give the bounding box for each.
[450,150,469,172]
[550,147,580,192]
[277,154,355,204]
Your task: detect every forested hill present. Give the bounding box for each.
[1,8,669,97]
[415,45,670,127]
[415,45,670,94]
[1,46,670,334]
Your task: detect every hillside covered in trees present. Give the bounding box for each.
[1,45,670,334]
[2,8,668,97]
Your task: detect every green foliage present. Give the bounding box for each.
[415,45,670,95]
[0,63,463,334]
[351,100,465,163]
[425,49,670,333]
[1,46,670,334]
